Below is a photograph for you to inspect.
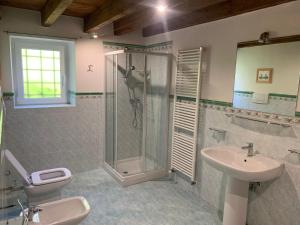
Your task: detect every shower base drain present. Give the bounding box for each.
[123,171,128,174]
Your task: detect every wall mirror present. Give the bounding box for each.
[233,37,300,117]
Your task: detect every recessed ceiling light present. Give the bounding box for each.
[92,33,98,39]
[157,4,167,13]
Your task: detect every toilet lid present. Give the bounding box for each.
[4,150,31,184]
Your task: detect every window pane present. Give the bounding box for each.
[27,57,41,70]
[55,83,61,95]
[24,83,29,97]
[27,49,40,57]
[54,51,60,58]
[22,70,27,82]
[54,58,60,70]
[28,83,42,98]
[22,49,26,56]
[55,71,61,83]
[20,47,63,100]
[22,56,27,69]
[42,57,54,70]
[43,71,55,83]
[27,70,41,82]
[41,50,54,58]
[42,83,56,97]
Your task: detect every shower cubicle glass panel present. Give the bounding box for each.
[104,50,170,183]
[105,54,115,168]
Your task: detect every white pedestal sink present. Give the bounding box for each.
[201,146,284,225]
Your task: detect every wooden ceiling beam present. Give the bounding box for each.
[114,0,227,36]
[41,0,74,26]
[84,0,147,33]
[142,0,296,37]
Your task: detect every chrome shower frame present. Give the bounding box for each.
[103,49,171,186]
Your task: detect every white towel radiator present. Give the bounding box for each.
[171,48,203,183]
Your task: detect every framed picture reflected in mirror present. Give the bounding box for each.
[256,68,273,83]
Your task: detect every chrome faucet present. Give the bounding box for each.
[17,199,28,225]
[27,205,42,222]
[241,143,254,157]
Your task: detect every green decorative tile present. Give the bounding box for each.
[177,96,196,102]
[200,99,232,107]
[103,41,145,49]
[171,95,232,107]
[269,93,297,99]
[146,41,173,49]
[68,91,103,96]
[103,41,173,50]
[3,92,14,97]
[75,92,103,96]
[234,90,254,95]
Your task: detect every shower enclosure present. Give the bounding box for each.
[104,49,170,186]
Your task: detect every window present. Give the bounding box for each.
[10,35,75,106]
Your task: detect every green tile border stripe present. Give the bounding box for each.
[103,41,173,50]
[103,41,145,49]
[295,112,300,117]
[177,96,196,102]
[146,41,173,49]
[200,99,232,107]
[269,93,297,99]
[75,92,103,96]
[170,95,232,107]
[3,92,14,97]
[234,91,297,99]
[234,90,254,94]
[69,91,103,96]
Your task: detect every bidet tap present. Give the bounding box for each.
[241,143,254,157]
[27,205,42,222]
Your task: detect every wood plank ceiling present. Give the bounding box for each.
[0,0,296,36]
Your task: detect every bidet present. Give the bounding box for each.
[20,197,90,225]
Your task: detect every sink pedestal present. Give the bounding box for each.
[201,146,284,225]
[223,177,249,225]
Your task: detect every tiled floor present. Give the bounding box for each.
[62,168,222,225]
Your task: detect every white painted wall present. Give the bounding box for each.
[0,6,145,93]
[145,1,300,105]
[235,42,300,95]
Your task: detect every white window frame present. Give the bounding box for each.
[10,35,74,106]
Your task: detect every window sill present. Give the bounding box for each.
[14,103,76,109]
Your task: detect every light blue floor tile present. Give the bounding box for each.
[62,168,222,225]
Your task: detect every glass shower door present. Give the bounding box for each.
[144,54,170,171]
[115,53,145,175]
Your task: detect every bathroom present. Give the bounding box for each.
[0,0,300,225]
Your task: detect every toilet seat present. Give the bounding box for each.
[31,168,72,186]
[4,149,72,186]
[5,150,72,203]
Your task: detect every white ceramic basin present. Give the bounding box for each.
[201,145,283,182]
[28,196,90,225]
[201,145,284,225]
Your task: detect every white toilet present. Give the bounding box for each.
[4,150,72,203]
